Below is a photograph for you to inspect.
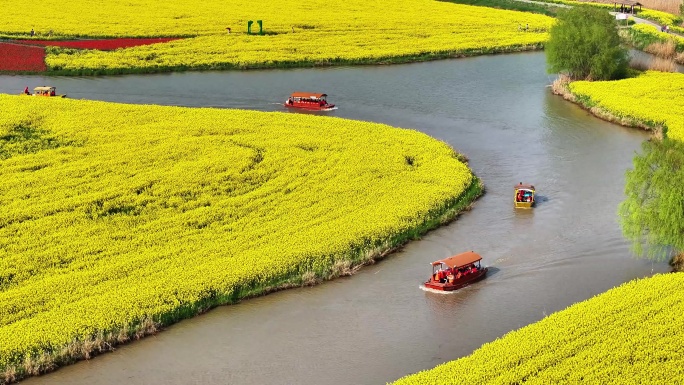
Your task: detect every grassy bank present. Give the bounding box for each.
[392,272,684,384]
[0,95,481,383]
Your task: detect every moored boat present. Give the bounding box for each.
[284,92,334,110]
[514,182,535,208]
[423,251,488,292]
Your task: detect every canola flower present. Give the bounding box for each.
[0,0,553,74]
[0,95,476,378]
[630,24,684,51]
[569,71,684,142]
[391,273,684,384]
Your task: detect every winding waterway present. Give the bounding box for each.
[4,52,670,385]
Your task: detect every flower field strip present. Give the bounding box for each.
[0,95,476,379]
[392,273,684,385]
[629,24,684,51]
[568,71,684,142]
[0,42,46,72]
[45,28,550,74]
[12,38,182,50]
[0,0,554,73]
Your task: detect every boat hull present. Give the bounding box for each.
[284,103,335,111]
[514,200,534,208]
[423,267,488,291]
[21,93,67,98]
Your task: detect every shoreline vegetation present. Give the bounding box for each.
[0,96,483,384]
[552,71,684,141]
[550,75,666,138]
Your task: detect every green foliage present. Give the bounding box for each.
[619,138,684,261]
[546,6,628,80]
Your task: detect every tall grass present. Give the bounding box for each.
[647,56,678,71]
[677,51,684,63]
[639,40,679,71]
[636,0,682,15]
[644,39,677,58]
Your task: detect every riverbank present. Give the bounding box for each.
[0,95,482,384]
[392,272,684,384]
[552,71,684,141]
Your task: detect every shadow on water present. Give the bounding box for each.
[534,194,550,206]
[483,266,502,278]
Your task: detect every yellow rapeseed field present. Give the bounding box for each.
[569,71,684,142]
[0,0,553,73]
[392,273,684,384]
[0,95,475,378]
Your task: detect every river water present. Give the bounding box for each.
[4,52,669,385]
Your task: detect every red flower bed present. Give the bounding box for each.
[14,38,181,51]
[0,42,46,72]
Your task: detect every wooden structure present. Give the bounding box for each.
[423,251,488,292]
[284,92,335,111]
[611,0,642,14]
[514,183,535,209]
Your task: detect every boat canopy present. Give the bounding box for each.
[431,251,482,269]
[34,86,55,92]
[515,183,535,191]
[290,92,327,99]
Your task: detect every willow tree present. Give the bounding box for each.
[619,138,684,265]
[546,6,628,80]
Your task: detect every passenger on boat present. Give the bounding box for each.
[434,269,447,283]
[50,89,55,96]
[23,86,30,95]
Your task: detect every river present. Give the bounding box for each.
[3,52,670,385]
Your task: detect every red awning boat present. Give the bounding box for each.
[284,92,335,111]
[423,251,488,291]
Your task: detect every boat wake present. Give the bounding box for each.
[419,285,458,294]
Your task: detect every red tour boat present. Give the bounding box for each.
[284,92,335,110]
[423,251,488,291]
